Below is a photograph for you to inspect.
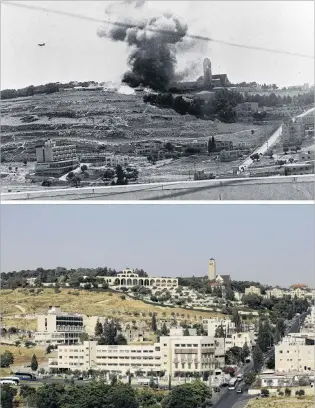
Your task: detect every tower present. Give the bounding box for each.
[203,58,212,86]
[208,258,216,280]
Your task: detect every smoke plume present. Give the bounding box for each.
[97,1,193,91]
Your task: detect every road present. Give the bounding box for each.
[239,106,315,171]
[2,174,314,201]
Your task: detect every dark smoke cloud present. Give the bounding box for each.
[97,1,192,91]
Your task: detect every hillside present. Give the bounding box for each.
[248,397,313,408]
[1,288,221,330]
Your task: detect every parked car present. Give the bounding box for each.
[236,388,243,394]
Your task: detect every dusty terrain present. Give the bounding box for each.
[1,288,221,330]
[1,89,280,186]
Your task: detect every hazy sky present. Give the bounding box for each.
[1,1,314,89]
[1,204,314,288]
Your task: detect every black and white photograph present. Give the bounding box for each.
[1,1,314,200]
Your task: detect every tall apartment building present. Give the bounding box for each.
[35,139,79,176]
[52,335,216,377]
[35,306,84,345]
[275,336,314,373]
[208,259,216,280]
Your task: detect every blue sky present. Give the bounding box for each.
[1,204,314,288]
[2,1,314,89]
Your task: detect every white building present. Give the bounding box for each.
[96,268,178,290]
[203,318,236,337]
[266,288,286,299]
[52,335,216,377]
[79,153,130,167]
[275,336,314,373]
[35,306,84,346]
[35,139,79,176]
[244,286,261,296]
[231,332,255,349]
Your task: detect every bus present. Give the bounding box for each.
[228,378,238,390]
[14,372,36,381]
[0,377,20,385]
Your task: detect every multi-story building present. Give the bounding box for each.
[244,286,261,296]
[236,102,259,116]
[266,288,286,299]
[78,154,130,167]
[96,268,178,290]
[282,122,303,149]
[35,306,84,346]
[203,318,236,337]
[231,332,255,349]
[275,336,314,373]
[52,335,216,377]
[35,139,79,176]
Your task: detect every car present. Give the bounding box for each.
[236,388,243,394]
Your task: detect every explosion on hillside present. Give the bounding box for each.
[97,0,194,91]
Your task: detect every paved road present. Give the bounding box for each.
[2,174,314,201]
[239,106,315,171]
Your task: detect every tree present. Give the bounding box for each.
[160,323,169,336]
[1,385,17,408]
[241,342,250,363]
[35,384,65,408]
[0,350,14,367]
[244,372,256,385]
[214,324,225,338]
[80,165,88,172]
[151,313,157,332]
[266,351,275,369]
[261,388,270,398]
[31,354,38,372]
[95,320,103,337]
[162,381,212,408]
[183,328,190,336]
[232,308,241,332]
[285,387,291,396]
[253,344,263,373]
[115,334,127,345]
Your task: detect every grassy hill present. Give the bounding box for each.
[248,397,313,408]
[1,288,221,330]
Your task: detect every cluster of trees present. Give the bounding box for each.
[0,350,14,368]
[144,89,243,123]
[144,87,314,123]
[1,266,148,290]
[2,379,213,408]
[224,343,251,365]
[96,319,127,345]
[1,81,102,100]
[241,295,309,323]
[103,166,139,184]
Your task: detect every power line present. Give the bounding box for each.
[4,1,314,59]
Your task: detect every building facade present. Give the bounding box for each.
[35,306,84,345]
[52,335,216,377]
[282,122,303,149]
[96,269,178,290]
[203,318,235,337]
[35,140,79,176]
[244,286,261,296]
[208,259,216,280]
[275,336,314,373]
